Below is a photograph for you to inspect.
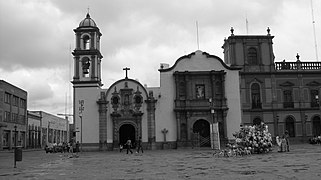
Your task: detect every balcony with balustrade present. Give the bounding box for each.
[275,54,321,71]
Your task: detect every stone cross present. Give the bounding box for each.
[123,67,130,79]
[161,128,168,142]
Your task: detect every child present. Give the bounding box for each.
[119,144,123,152]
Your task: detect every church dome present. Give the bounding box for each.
[79,13,97,27]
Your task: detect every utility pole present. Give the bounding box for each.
[57,113,73,143]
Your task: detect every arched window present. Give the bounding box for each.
[285,116,295,137]
[83,35,90,50]
[253,117,262,126]
[81,57,90,77]
[251,83,261,109]
[312,116,321,136]
[247,47,258,65]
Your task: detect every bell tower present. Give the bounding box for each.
[72,13,103,87]
[72,13,104,149]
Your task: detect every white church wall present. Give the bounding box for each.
[224,70,242,139]
[157,71,177,142]
[74,87,101,144]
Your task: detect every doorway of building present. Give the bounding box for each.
[193,119,210,147]
[119,124,136,148]
[312,116,321,136]
[285,116,295,137]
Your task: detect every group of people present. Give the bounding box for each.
[276,130,290,152]
[45,141,80,154]
[309,135,321,144]
[119,137,143,154]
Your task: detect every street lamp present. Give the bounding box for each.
[14,125,17,168]
[79,100,84,153]
[209,98,220,150]
[79,112,83,153]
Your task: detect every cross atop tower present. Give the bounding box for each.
[123,67,130,79]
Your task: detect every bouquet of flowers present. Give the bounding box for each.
[232,122,273,154]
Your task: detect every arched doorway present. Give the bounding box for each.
[312,116,321,136]
[285,116,295,137]
[119,124,136,148]
[193,119,210,147]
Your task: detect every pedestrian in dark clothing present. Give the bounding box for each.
[76,141,80,153]
[284,130,290,152]
[125,138,133,154]
[136,136,143,153]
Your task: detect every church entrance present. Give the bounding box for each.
[119,124,136,148]
[193,119,211,147]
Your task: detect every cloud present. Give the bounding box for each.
[0,0,320,116]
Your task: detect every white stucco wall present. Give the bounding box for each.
[74,86,101,144]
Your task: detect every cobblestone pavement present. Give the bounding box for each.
[0,144,321,180]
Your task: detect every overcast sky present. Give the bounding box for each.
[1,0,320,121]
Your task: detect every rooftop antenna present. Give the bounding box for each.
[68,44,72,122]
[246,13,249,35]
[196,21,200,50]
[310,0,319,61]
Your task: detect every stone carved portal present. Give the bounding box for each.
[111,83,144,149]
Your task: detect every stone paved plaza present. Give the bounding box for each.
[0,144,320,180]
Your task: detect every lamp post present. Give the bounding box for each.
[79,100,84,153]
[209,98,215,149]
[209,98,220,150]
[14,125,17,168]
[79,112,83,153]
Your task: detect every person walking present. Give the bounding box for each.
[284,130,290,152]
[125,137,133,154]
[136,136,143,153]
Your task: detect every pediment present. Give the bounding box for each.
[250,78,263,84]
[279,81,294,87]
[306,81,321,86]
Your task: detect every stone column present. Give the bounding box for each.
[146,92,157,150]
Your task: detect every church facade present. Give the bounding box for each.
[72,14,321,151]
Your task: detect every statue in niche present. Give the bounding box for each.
[196,85,205,99]
[124,94,129,105]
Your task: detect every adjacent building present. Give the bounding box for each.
[29,111,69,147]
[0,80,28,150]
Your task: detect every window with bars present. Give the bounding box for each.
[251,83,262,109]
[283,90,294,108]
[247,47,258,65]
[310,90,319,108]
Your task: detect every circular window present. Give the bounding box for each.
[135,96,142,104]
[112,97,119,104]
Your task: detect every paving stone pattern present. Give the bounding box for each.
[0,144,320,180]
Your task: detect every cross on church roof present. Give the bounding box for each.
[123,67,130,79]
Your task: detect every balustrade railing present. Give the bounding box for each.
[275,61,321,70]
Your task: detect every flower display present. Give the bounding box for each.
[231,122,273,154]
